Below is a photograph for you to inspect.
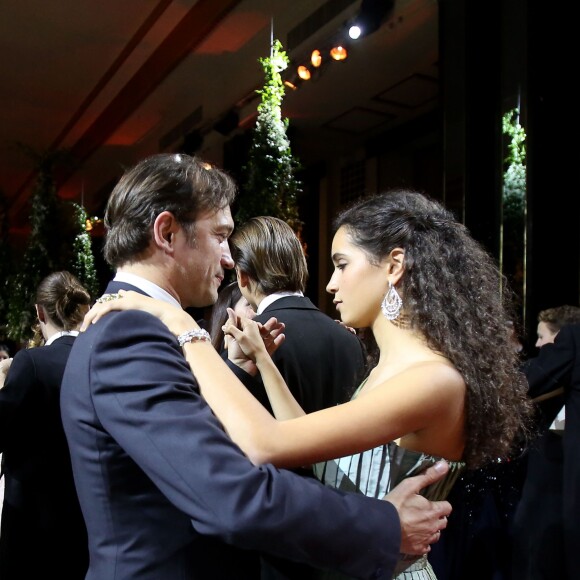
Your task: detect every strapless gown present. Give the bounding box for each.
[314,439,464,579]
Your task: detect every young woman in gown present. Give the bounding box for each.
[84,190,532,579]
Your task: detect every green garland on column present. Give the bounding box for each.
[71,203,99,298]
[5,147,100,341]
[6,151,62,341]
[500,108,527,304]
[236,39,302,230]
[502,108,526,220]
[0,189,12,331]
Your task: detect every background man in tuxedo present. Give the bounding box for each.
[513,321,580,580]
[230,215,365,417]
[61,153,451,580]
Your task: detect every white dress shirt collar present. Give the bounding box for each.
[45,330,79,346]
[257,291,303,315]
[113,272,181,308]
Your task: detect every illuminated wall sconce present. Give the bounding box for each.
[330,46,348,61]
[310,49,322,68]
[297,65,311,80]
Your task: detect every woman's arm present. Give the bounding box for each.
[224,310,305,420]
[83,291,464,468]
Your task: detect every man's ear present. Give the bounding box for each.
[387,248,405,286]
[153,211,180,253]
[236,268,251,289]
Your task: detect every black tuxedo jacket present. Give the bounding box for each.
[0,335,88,579]
[513,324,580,580]
[60,281,400,580]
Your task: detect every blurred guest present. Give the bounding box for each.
[0,346,9,524]
[208,281,255,352]
[0,271,91,579]
[535,305,580,348]
[512,306,580,580]
[0,344,10,361]
[0,349,11,388]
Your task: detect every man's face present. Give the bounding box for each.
[535,321,558,348]
[174,206,234,308]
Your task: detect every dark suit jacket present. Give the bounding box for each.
[513,324,580,580]
[0,335,89,579]
[61,281,400,580]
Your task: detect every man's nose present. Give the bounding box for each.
[221,241,235,269]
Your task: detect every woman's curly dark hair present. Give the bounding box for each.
[334,189,532,469]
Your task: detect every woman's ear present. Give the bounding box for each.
[387,248,405,286]
[153,211,179,253]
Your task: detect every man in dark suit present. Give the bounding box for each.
[512,323,580,580]
[230,215,366,416]
[229,215,367,578]
[61,153,451,580]
[0,271,90,579]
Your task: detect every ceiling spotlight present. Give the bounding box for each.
[348,25,362,39]
[311,49,322,67]
[330,46,348,61]
[349,0,395,38]
[284,80,298,90]
[297,65,311,80]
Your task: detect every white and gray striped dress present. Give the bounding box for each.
[314,437,464,579]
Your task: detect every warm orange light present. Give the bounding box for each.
[330,46,348,61]
[311,49,322,67]
[85,219,93,232]
[284,80,298,90]
[297,65,311,80]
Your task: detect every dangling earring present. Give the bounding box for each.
[381,282,402,321]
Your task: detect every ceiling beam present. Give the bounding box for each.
[9,0,243,222]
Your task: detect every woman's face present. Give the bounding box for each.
[233,295,255,320]
[326,226,388,328]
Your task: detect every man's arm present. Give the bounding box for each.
[385,461,451,554]
[87,310,451,579]
[87,310,399,578]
